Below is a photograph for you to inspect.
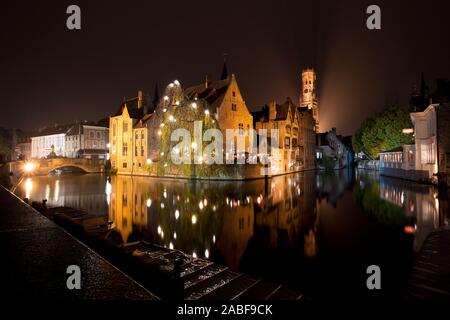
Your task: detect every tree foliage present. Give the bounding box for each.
[352,106,413,158]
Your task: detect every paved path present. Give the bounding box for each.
[0,185,158,300]
[408,227,450,300]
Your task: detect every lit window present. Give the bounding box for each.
[238,123,244,135]
[123,143,128,156]
[421,143,435,164]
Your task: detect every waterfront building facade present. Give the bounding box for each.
[298,107,317,170]
[110,70,255,175]
[109,66,320,177]
[254,98,300,173]
[184,73,254,160]
[379,102,450,185]
[65,122,109,159]
[31,125,72,159]
[253,98,317,173]
[109,90,149,174]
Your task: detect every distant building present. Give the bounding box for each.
[11,129,32,160]
[316,128,352,169]
[65,122,109,159]
[31,124,72,159]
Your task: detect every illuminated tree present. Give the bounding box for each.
[353,106,413,158]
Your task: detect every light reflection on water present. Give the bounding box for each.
[15,169,448,298]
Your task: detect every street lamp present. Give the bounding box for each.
[24,162,34,173]
[11,162,35,194]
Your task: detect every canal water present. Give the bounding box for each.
[15,169,449,300]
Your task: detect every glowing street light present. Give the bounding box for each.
[24,162,34,173]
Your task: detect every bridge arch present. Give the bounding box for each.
[47,165,90,175]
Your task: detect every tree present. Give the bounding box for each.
[354,105,413,159]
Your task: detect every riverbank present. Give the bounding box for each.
[408,227,450,300]
[0,184,159,300]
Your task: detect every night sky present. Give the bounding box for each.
[1,0,450,135]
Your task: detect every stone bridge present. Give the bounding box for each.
[9,158,105,175]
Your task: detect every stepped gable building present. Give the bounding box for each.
[253,97,316,173]
[109,90,152,174]
[184,62,253,157]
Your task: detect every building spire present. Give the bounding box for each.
[220,54,228,80]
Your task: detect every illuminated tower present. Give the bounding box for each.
[300,68,319,132]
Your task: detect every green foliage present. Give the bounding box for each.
[353,106,413,158]
[148,83,227,178]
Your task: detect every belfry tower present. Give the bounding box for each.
[300,68,319,131]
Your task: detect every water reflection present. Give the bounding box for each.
[16,169,448,298]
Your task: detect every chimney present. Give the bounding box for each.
[138,90,143,109]
[205,75,209,89]
[269,100,277,121]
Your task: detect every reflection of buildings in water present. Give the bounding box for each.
[254,173,318,256]
[20,176,108,214]
[304,229,317,258]
[379,177,441,251]
[108,176,148,244]
[215,202,254,270]
[316,169,354,206]
[108,176,225,258]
